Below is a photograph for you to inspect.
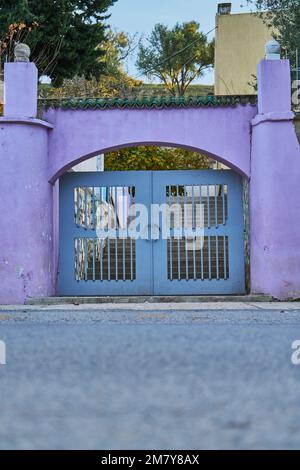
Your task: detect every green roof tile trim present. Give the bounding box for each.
[40,95,258,111]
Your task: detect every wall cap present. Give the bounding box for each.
[0,116,53,129]
[252,111,295,127]
[40,95,258,111]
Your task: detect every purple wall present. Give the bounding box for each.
[0,120,54,304]
[250,60,300,299]
[45,105,256,183]
[0,59,300,303]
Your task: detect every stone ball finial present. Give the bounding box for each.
[265,40,281,60]
[14,43,31,63]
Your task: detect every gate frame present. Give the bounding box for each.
[59,169,246,296]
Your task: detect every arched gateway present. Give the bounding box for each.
[0,58,300,303]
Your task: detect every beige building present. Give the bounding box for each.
[214,4,274,95]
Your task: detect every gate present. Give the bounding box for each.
[59,170,245,296]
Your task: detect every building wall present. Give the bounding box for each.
[215,13,273,95]
[72,155,104,172]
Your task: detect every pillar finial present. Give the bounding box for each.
[14,43,31,63]
[265,40,281,60]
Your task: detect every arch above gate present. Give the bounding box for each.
[44,97,257,182]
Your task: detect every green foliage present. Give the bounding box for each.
[0,0,117,84]
[99,29,137,77]
[138,83,214,98]
[105,146,213,171]
[247,0,300,66]
[39,29,142,99]
[136,22,214,96]
[41,73,142,99]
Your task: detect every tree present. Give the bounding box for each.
[246,0,300,65]
[105,146,213,171]
[136,22,214,96]
[0,0,117,84]
[99,29,138,78]
[41,30,142,99]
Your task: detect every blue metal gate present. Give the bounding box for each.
[59,170,245,295]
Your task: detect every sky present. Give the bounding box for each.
[108,0,256,84]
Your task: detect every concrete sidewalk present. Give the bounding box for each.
[1,301,300,312]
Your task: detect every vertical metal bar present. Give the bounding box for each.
[107,186,111,232]
[100,238,103,281]
[207,185,211,229]
[107,187,111,281]
[177,185,181,280]
[169,185,173,281]
[216,236,219,280]
[75,189,78,227]
[199,185,203,280]
[75,239,78,281]
[193,236,196,280]
[84,187,88,229]
[92,238,95,281]
[224,235,227,280]
[185,237,189,280]
[115,186,118,281]
[78,188,84,227]
[108,238,111,281]
[199,185,202,228]
[200,236,204,280]
[208,236,211,280]
[184,186,189,280]
[84,238,88,281]
[122,186,126,281]
[192,185,195,230]
[214,184,218,228]
[130,186,134,281]
[222,185,226,225]
[92,187,95,230]
[77,188,81,227]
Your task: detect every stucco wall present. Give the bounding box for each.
[215,13,273,95]
[0,121,54,304]
[45,105,257,182]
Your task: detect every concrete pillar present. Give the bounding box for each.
[4,62,38,118]
[0,61,54,304]
[250,58,300,299]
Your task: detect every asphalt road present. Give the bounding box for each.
[1,308,300,450]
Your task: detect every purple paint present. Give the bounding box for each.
[257,59,291,114]
[0,59,299,303]
[250,60,300,299]
[45,105,256,182]
[0,121,54,303]
[4,63,38,118]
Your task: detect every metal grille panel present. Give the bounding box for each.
[167,236,229,281]
[75,238,136,281]
[74,185,136,282]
